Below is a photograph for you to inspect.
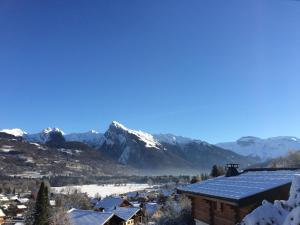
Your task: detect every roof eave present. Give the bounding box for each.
[177,182,292,207]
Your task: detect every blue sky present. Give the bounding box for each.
[0,0,300,143]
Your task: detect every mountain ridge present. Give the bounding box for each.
[2,124,300,162]
[1,121,257,173]
[217,136,300,159]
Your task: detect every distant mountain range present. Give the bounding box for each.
[0,121,258,175]
[217,136,300,159]
[2,123,300,162]
[4,121,300,174]
[97,121,254,172]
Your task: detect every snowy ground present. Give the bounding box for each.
[52,183,153,198]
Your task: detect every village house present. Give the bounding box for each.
[113,207,142,225]
[68,209,116,225]
[68,207,142,225]
[95,196,132,211]
[178,165,300,225]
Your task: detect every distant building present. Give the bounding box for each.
[178,166,300,225]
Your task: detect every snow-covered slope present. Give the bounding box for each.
[0,128,27,137]
[109,121,162,149]
[217,136,300,159]
[153,134,194,145]
[65,130,103,147]
[25,128,65,144]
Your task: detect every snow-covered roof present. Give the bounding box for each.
[95,196,126,210]
[0,196,9,201]
[179,170,300,202]
[160,189,175,197]
[68,209,114,225]
[10,195,18,200]
[17,198,29,203]
[0,209,6,217]
[49,200,56,206]
[112,207,140,221]
[17,205,27,209]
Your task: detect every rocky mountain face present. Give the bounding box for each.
[99,121,193,172]
[217,136,300,160]
[25,128,65,144]
[98,121,256,172]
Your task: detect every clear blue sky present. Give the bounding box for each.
[1,0,300,143]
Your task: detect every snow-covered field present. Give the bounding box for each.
[52,183,152,198]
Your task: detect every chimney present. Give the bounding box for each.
[225,163,240,177]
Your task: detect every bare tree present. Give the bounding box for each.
[49,209,72,225]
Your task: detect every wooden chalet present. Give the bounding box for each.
[178,165,300,225]
[68,209,117,225]
[68,207,143,225]
[95,196,133,211]
[112,207,143,225]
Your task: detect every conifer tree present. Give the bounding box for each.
[210,164,222,177]
[33,182,50,225]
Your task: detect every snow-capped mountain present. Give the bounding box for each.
[0,121,258,172]
[100,121,166,166]
[0,128,27,137]
[65,130,103,147]
[217,136,300,159]
[26,128,65,144]
[103,121,162,149]
[0,128,134,177]
[99,121,256,170]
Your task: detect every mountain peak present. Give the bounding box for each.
[42,127,65,135]
[0,128,27,137]
[89,130,98,134]
[104,121,162,151]
[110,121,128,131]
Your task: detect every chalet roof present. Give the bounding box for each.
[112,207,140,221]
[17,198,29,204]
[95,196,127,210]
[68,209,114,225]
[178,170,300,203]
[0,196,9,201]
[17,205,27,209]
